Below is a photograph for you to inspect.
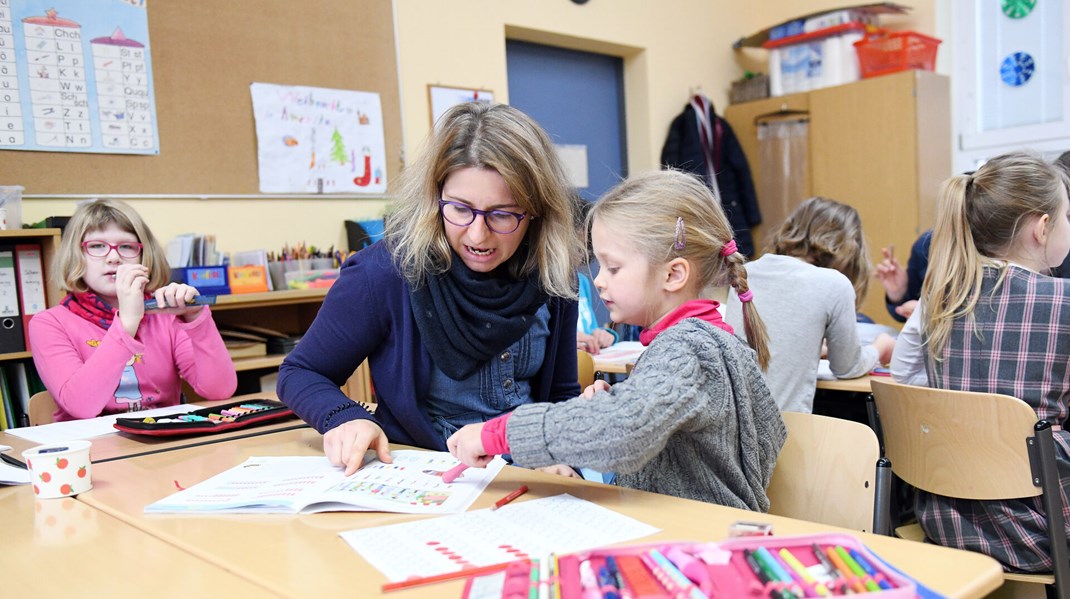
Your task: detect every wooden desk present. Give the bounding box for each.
[591,359,630,375]
[0,393,309,465]
[816,374,876,393]
[78,428,1003,599]
[0,485,268,597]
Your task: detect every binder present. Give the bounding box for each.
[14,243,46,352]
[0,247,25,354]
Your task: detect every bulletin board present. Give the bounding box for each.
[1,0,403,196]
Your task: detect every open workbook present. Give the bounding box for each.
[145,451,505,515]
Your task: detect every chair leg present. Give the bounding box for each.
[872,457,893,536]
[865,393,885,455]
[1030,424,1070,599]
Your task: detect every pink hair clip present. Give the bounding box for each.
[738,290,754,303]
[720,240,738,257]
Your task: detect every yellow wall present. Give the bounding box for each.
[396,0,937,179]
[21,0,937,257]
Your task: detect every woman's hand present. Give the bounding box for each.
[874,246,908,303]
[581,379,611,399]
[115,263,150,337]
[323,419,393,475]
[447,423,496,468]
[149,282,204,323]
[535,464,581,478]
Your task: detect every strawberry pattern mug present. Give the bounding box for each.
[23,440,92,498]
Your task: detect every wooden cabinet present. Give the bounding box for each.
[725,70,951,325]
[0,228,62,361]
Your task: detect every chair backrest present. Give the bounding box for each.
[28,390,57,426]
[871,379,1041,500]
[577,349,595,389]
[767,411,883,533]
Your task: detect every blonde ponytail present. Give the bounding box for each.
[724,252,770,369]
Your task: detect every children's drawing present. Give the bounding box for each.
[250,82,387,194]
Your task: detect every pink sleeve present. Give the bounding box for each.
[28,310,143,420]
[171,307,238,400]
[480,413,512,456]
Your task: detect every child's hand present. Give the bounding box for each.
[871,333,897,366]
[149,283,204,322]
[581,379,611,399]
[875,246,908,303]
[446,423,496,468]
[324,419,392,476]
[591,328,616,349]
[894,299,918,319]
[115,263,150,337]
[577,331,600,355]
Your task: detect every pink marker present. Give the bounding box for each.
[442,462,468,483]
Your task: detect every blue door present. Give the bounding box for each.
[506,40,626,202]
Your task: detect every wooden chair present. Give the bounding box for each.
[766,411,891,534]
[871,379,1070,597]
[576,349,595,389]
[28,390,57,426]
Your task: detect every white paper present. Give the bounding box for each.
[0,459,31,485]
[145,451,504,515]
[593,341,646,365]
[250,82,387,194]
[4,404,198,445]
[340,494,661,582]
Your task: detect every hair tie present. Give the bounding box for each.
[674,217,686,251]
[738,289,754,303]
[720,239,738,257]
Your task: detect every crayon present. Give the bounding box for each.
[836,547,881,592]
[847,548,894,590]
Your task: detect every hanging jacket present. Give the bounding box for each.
[661,98,762,256]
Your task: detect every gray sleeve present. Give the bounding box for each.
[825,275,878,378]
[505,337,721,473]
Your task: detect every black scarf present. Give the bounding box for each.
[411,249,548,380]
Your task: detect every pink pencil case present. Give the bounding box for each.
[548,533,918,599]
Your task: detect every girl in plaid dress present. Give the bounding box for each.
[891,151,1070,572]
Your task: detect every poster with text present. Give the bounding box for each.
[250,82,387,194]
[0,0,158,154]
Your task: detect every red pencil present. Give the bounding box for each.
[381,559,528,592]
[492,485,529,510]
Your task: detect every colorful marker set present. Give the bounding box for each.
[112,399,295,437]
[463,534,917,599]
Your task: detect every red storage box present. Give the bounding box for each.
[854,30,941,79]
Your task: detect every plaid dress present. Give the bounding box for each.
[922,265,1070,573]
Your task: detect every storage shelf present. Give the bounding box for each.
[211,288,328,311]
[232,355,286,372]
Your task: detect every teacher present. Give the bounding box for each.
[278,103,584,474]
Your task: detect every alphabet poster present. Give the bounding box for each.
[250,82,387,194]
[0,0,159,154]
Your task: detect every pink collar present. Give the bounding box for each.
[639,299,733,346]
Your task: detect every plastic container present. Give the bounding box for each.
[0,185,24,230]
[765,22,867,96]
[854,30,941,79]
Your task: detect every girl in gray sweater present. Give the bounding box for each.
[447,171,786,512]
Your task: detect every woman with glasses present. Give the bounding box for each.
[28,198,236,421]
[279,103,584,475]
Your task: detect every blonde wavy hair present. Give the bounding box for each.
[770,197,871,308]
[923,151,1070,359]
[53,198,170,294]
[386,103,581,298]
[589,170,771,369]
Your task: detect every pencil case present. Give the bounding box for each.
[550,533,917,599]
[112,399,295,436]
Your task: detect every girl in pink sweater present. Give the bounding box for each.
[28,199,236,421]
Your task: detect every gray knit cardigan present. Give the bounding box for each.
[507,318,786,512]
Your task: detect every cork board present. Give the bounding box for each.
[2,0,402,195]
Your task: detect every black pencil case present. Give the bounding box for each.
[112,399,295,436]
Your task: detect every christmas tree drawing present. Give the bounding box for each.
[330,127,347,165]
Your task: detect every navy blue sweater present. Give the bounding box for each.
[277,242,581,450]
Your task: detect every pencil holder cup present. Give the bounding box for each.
[311,257,334,270]
[23,440,92,499]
